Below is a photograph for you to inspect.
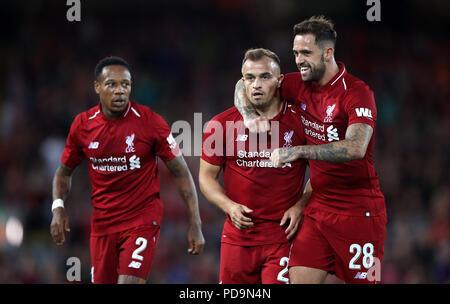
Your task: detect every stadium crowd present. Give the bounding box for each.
[0,1,448,283]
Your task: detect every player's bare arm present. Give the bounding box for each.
[199,159,254,230]
[50,163,75,245]
[234,79,271,133]
[280,179,312,240]
[165,155,205,255]
[271,123,373,166]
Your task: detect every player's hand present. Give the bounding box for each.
[270,147,294,168]
[50,207,70,245]
[280,203,304,240]
[187,222,205,255]
[243,116,271,134]
[227,203,254,230]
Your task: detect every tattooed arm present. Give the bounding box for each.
[234,79,271,133]
[271,123,373,166]
[165,155,205,254]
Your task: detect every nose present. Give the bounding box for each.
[114,85,125,95]
[295,53,305,66]
[252,78,262,89]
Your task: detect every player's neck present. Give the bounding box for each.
[255,97,283,119]
[100,103,126,119]
[317,59,340,86]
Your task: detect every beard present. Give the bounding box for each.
[297,55,326,82]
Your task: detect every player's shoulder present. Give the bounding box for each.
[283,72,303,86]
[208,107,242,124]
[74,104,101,125]
[343,71,372,94]
[129,101,168,123]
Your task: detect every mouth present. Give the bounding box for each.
[112,98,127,107]
[299,66,311,75]
[252,92,264,100]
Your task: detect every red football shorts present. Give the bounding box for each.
[90,224,160,284]
[219,242,291,284]
[288,209,387,284]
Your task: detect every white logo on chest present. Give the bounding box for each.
[129,155,141,170]
[327,125,339,141]
[324,104,336,123]
[125,133,136,153]
[283,130,294,147]
[88,141,99,149]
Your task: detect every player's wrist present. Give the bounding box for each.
[52,199,65,212]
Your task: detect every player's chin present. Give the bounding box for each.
[109,103,128,113]
[300,74,314,82]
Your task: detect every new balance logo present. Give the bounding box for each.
[129,155,141,170]
[355,108,373,119]
[281,162,292,168]
[128,261,142,269]
[88,142,99,149]
[235,134,248,142]
[354,272,368,279]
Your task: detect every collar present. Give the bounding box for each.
[98,100,132,121]
[311,61,347,92]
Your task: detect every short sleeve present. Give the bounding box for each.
[280,73,302,104]
[201,118,226,166]
[344,83,377,128]
[152,113,179,162]
[61,115,85,168]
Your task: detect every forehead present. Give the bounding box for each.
[293,34,318,50]
[242,57,279,75]
[100,65,131,81]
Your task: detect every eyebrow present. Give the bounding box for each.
[104,78,131,82]
[293,49,313,54]
[244,72,272,77]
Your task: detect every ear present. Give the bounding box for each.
[277,74,284,88]
[94,81,100,94]
[323,47,334,62]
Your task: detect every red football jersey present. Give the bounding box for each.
[61,101,178,236]
[281,62,386,216]
[201,102,307,245]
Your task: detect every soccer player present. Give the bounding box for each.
[50,56,205,284]
[199,48,310,284]
[234,16,387,284]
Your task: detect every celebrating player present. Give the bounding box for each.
[199,48,310,284]
[50,56,205,284]
[234,16,387,284]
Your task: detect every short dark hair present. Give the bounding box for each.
[94,56,130,81]
[242,48,281,70]
[293,15,337,48]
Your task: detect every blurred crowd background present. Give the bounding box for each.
[0,0,448,283]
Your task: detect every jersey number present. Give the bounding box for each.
[132,237,148,261]
[349,243,374,269]
[277,257,289,283]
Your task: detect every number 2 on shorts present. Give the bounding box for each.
[277,257,289,283]
[349,243,374,270]
[132,237,148,261]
